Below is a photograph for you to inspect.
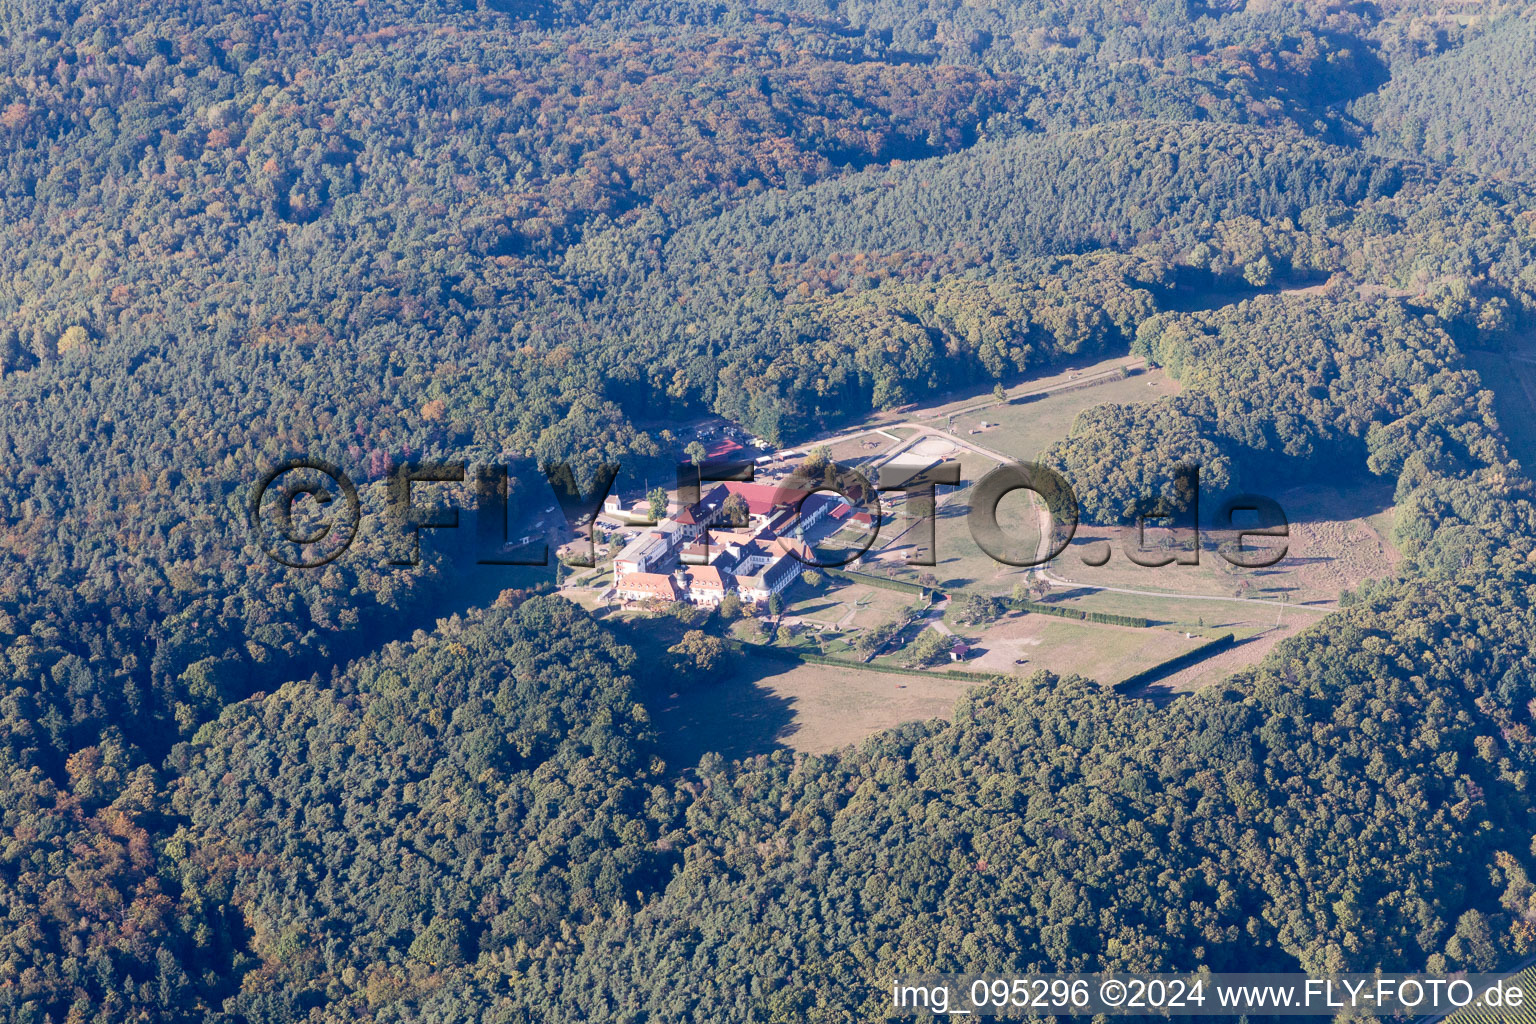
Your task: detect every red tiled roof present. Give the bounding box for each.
[685,566,728,591]
[719,480,815,516]
[617,572,679,601]
[768,537,814,562]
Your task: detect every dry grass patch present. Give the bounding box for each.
[961,613,1205,686]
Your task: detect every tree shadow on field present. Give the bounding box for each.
[610,616,799,773]
[1041,585,1097,602]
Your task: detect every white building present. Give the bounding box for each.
[613,523,683,578]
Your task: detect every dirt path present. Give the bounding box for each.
[780,601,861,631]
[792,363,1146,465]
[916,596,954,636]
[1039,570,1334,610]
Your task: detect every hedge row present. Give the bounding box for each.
[826,567,932,599]
[1112,633,1236,692]
[1007,598,1148,628]
[738,641,1001,683]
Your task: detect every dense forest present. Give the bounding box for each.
[1358,13,1536,178]
[1049,295,1511,526]
[3,0,1536,1019]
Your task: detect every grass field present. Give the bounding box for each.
[559,587,610,612]
[924,357,1180,462]
[782,577,920,631]
[614,598,981,763]
[902,352,1160,423]
[923,477,1040,592]
[647,652,988,758]
[847,440,1396,611]
[853,455,1019,585]
[950,613,1208,686]
[825,432,903,469]
[834,434,1385,693]
[1047,476,1399,606]
[813,417,1389,695]
[997,587,1313,692]
[1023,586,1280,633]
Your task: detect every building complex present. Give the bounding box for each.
[612,480,855,608]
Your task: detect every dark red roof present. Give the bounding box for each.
[719,481,793,516]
